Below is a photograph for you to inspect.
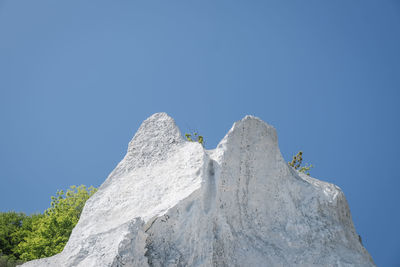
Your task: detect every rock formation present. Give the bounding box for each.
[21,113,375,266]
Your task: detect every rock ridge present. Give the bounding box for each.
[21,113,375,267]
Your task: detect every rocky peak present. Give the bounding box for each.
[109,112,184,179]
[21,113,375,267]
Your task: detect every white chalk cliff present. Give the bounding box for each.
[21,113,375,267]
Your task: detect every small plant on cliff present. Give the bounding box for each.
[288,151,313,175]
[185,132,204,147]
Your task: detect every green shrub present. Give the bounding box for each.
[0,254,24,267]
[288,151,313,175]
[15,185,97,261]
[185,132,204,147]
[0,211,30,262]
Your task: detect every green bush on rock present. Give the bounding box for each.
[185,132,204,147]
[288,151,313,175]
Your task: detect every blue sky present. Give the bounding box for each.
[0,0,399,265]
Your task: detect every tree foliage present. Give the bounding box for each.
[0,212,26,257]
[288,151,313,175]
[0,255,24,267]
[0,212,31,267]
[0,212,43,267]
[15,185,97,261]
[0,185,97,265]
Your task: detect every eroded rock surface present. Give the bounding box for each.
[21,113,375,267]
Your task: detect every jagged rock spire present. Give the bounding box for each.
[21,113,375,267]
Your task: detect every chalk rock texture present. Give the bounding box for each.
[21,113,375,267]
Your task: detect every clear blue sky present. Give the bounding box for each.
[0,1,399,265]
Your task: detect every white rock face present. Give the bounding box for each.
[21,113,375,267]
